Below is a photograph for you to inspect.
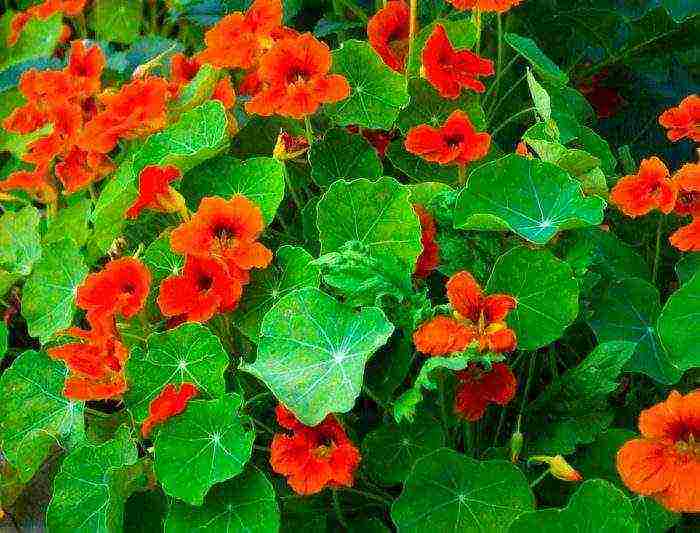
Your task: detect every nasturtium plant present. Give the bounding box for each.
[1,0,699,530]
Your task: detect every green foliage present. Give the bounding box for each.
[657,272,700,375]
[505,33,569,85]
[309,128,383,187]
[0,12,62,69]
[91,0,143,44]
[0,205,41,276]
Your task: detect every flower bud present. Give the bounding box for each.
[531,455,582,482]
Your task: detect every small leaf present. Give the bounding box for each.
[317,176,422,276]
[486,247,579,350]
[91,0,143,44]
[241,287,394,426]
[362,413,445,485]
[154,394,255,506]
[21,239,88,343]
[309,128,383,187]
[657,272,700,373]
[44,198,92,247]
[526,69,551,122]
[505,33,569,85]
[181,155,285,225]
[231,245,320,342]
[124,323,229,423]
[454,155,605,245]
[576,126,617,175]
[509,480,637,532]
[588,278,682,384]
[0,205,41,276]
[164,466,280,533]
[391,448,534,532]
[169,63,220,117]
[327,40,409,130]
[0,350,85,482]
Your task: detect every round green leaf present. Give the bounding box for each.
[0,350,85,481]
[386,140,458,183]
[362,414,445,485]
[408,182,452,207]
[44,198,92,248]
[504,33,568,85]
[487,246,579,350]
[309,128,383,187]
[91,0,142,44]
[326,40,409,130]
[154,394,255,506]
[454,155,605,245]
[675,253,700,285]
[0,205,41,276]
[142,234,184,284]
[181,155,286,225]
[317,176,422,274]
[21,239,88,343]
[124,323,229,423]
[241,287,394,426]
[588,278,682,384]
[391,448,534,532]
[231,245,321,342]
[658,272,700,373]
[508,480,636,532]
[164,466,280,533]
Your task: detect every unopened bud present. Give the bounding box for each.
[273,131,310,161]
[531,455,582,482]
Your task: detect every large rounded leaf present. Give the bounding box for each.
[391,448,534,532]
[326,40,409,129]
[0,350,85,481]
[454,155,605,245]
[309,128,383,187]
[658,272,700,373]
[153,394,255,506]
[588,278,681,384]
[124,323,229,422]
[241,287,394,426]
[508,480,636,532]
[0,205,41,276]
[487,247,579,350]
[164,466,279,533]
[317,176,422,275]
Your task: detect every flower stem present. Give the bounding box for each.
[303,116,314,144]
[652,216,664,285]
[492,13,504,106]
[332,490,349,529]
[336,0,369,23]
[406,0,418,83]
[530,469,549,488]
[343,487,392,506]
[490,106,535,138]
[457,164,467,186]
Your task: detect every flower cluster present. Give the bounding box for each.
[47,258,151,400]
[270,404,361,495]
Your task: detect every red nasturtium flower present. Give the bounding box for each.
[367,0,410,73]
[658,94,700,143]
[158,255,245,323]
[246,33,351,119]
[405,110,491,166]
[454,363,517,421]
[346,125,394,157]
[413,204,440,278]
[141,383,198,438]
[270,405,361,495]
[670,218,700,252]
[170,196,273,275]
[445,0,522,12]
[413,271,517,356]
[67,40,107,97]
[55,147,115,194]
[609,157,677,217]
[617,390,700,512]
[196,0,283,69]
[126,165,186,219]
[422,24,494,99]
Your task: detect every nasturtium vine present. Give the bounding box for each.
[0,0,699,530]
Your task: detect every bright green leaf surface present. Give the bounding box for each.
[44,198,92,247]
[658,272,700,374]
[0,205,41,276]
[309,128,383,187]
[91,0,142,44]
[141,234,184,284]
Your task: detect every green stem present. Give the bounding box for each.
[518,352,537,420]
[487,73,527,123]
[473,9,482,56]
[457,164,467,186]
[438,372,450,438]
[343,487,392,506]
[304,116,314,144]
[332,490,350,529]
[652,216,664,285]
[490,107,536,138]
[283,165,304,214]
[336,0,369,22]
[530,470,549,488]
[245,391,272,406]
[405,0,418,83]
[492,14,504,105]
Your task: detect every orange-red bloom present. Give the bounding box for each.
[270,405,361,495]
[55,147,114,193]
[672,163,700,216]
[610,157,678,217]
[367,1,410,73]
[170,53,201,90]
[157,255,245,323]
[196,0,283,69]
[413,204,440,278]
[659,95,700,143]
[141,383,198,438]
[422,24,494,99]
[246,33,350,119]
[405,110,491,166]
[67,40,106,97]
[617,390,700,512]
[445,0,522,12]
[413,271,517,356]
[454,363,517,421]
[126,165,185,219]
[170,196,272,275]
[346,125,394,157]
[670,218,700,252]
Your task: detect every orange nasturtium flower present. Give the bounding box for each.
[454,363,517,421]
[196,0,284,69]
[413,270,517,356]
[141,383,198,438]
[126,165,186,219]
[659,94,700,143]
[405,110,491,167]
[671,163,700,216]
[246,33,351,119]
[609,157,678,217]
[367,0,410,73]
[617,390,700,512]
[445,0,522,13]
[422,24,494,99]
[270,405,361,496]
[670,218,700,252]
[413,204,440,278]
